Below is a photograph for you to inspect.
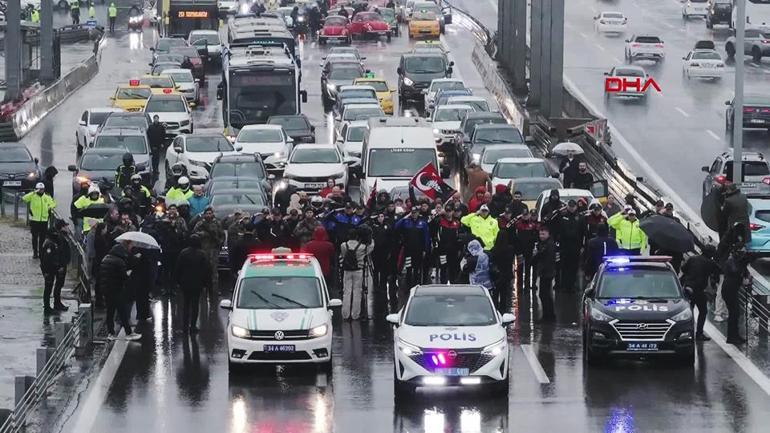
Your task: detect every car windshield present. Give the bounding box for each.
[80,153,125,171]
[344,107,384,121]
[210,192,266,207]
[116,88,152,99]
[89,112,112,125]
[211,162,266,178]
[615,68,645,77]
[139,76,174,88]
[145,97,186,112]
[325,16,348,26]
[404,294,497,327]
[451,99,488,111]
[475,127,523,144]
[494,162,548,178]
[157,54,186,64]
[362,81,389,92]
[237,276,322,309]
[341,89,377,99]
[464,118,506,135]
[434,107,471,122]
[347,126,366,141]
[355,12,381,21]
[724,161,770,180]
[513,181,562,200]
[482,147,532,163]
[432,81,464,92]
[269,116,309,130]
[209,179,262,194]
[413,10,437,20]
[185,136,234,152]
[635,36,662,44]
[330,66,364,80]
[291,148,340,163]
[237,128,283,143]
[167,72,193,83]
[94,135,147,154]
[104,117,147,130]
[190,33,220,45]
[597,268,681,299]
[692,51,722,60]
[405,56,446,73]
[380,8,395,18]
[0,148,30,162]
[157,39,187,53]
[368,148,437,177]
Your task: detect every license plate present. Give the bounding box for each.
[2,181,21,186]
[751,119,764,124]
[305,183,326,189]
[434,368,470,376]
[627,342,658,352]
[264,345,296,352]
[420,29,431,33]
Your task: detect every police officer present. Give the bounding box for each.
[88,2,96,19]
[22,183,57,258]
[74,184,106,236]
[395,206,431,291]
[115,152,137,190]
[108,2,118,32]
[166,176,193,202]
[40,221,71,314]
[126,174,152,216]
[70,0,80,25]
[31,7,40,23]
[532,226,557,322]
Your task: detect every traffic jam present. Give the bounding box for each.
[6,0,770,431]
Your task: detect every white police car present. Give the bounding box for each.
[386,284,514,399]
[219,251,342,373]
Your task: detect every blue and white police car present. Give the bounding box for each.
[386,285,514,399]
[220,251,342,373]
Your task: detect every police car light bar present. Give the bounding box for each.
[248,253,313,262]
[129,79,140,86]
[604,255,672,264]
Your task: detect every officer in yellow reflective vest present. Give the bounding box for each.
[108,2,118,32]
[22,182,57,258]
[74,184,106,234]
[89,3,96,19]
[70,0,81,25]
[30,9,40,23]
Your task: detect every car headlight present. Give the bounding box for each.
[309,324,328,337]
[282,172,297,180]
[180,120,190,126]
[481,338,507,356]
[403,77,414,86]
[188,159,207,167]
[590,308,614,322]
[433,128,440,134]
[331,171,345,179]
[398,339,422,356]
[231,325,249,338]
[298,16,305,22]
[671,308,693,322]
[273,151,285,158]
[27,171,38,179]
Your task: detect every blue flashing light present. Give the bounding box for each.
[605,256,630,265]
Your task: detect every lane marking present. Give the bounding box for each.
[579,31,588,39]
[705,322,770,396]
[63,334,129,433]
[520,344,551,384]
[706,129,721,140]
[612,57,622,64]
[675,107,690,117]
[596,44,606,52]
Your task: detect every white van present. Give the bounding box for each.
[734,0,770,29]
[360,117,441,201]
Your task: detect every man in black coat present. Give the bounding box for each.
[556,200,583,292]
[174,234,212,333]
[680,245,721,341]
[230,224,262,275]
[721,247,751,345]
[40,222,71,314]
[99,240,142,340]
[532,226,557,321]
[721,183,750,243]
[571,162,594,190]
[147,115,166,177]
[584,224,618,280]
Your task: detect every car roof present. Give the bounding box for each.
[293,143,337,150]
[475,123,517,130]
[431,78,463,83]
[614,65,646,72]
[435,104,474,112]
[210,188,267,196]
[339,85,377,92]
[345,103,381,109]
[512,177,562,185]
[448,95,486,101]
[97,127,146,136]
[413,284,488,297]
[538,188,595,197]
[482,143,530,152]
[89,107,124,113]
[749,197,770,209]
[497,157,545,164]
[600,11,624,15]
[402,52,446,59]
[215,154,264,163]
[160,68,193,75]
[465,111,506,120]
[148,93,186,101]
[240,124,283,130]
[0,142,30,150]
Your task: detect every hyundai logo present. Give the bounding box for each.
[636,323,648,329]
[274,331,285,340]
[448,350,457,359]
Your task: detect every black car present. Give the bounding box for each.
[67,148,127,194]
[465,123,525,164]
[100,112,151,134]
[208,154,272,196]
[706,0,732,29]
[168,46,207,82]
[0,143,41,191]
[725,93,770,131]
[455,111,507,149]
[151,37,189,61]
[397,53,454,103]
[267,114,316,143]
[582,256,695,366]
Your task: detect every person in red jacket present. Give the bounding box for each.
[467,186,487,213]
[319,178,337,198]
[514,210,540,289]
[301,226,336,292]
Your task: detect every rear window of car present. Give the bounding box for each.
[635,36,662,44]
[724,161,770,178]
[614,68,645,77]
[692,51,722,60]
[756,210,770,223]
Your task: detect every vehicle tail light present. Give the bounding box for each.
[163,88,173,94]
[129,79,140,86]
[744,107,756,113]
[762,177,770,185]
[655,44,664,47]
[761,108,770,113]
[632,43,640,47]
[715,174,728,184]
[762,40,770,44]
[750,223,764,231]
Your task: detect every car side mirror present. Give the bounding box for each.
[701,165,710,172]
[624,39,630,43]
[310,125,316,132]
[361,56,367,60]
[34,157,39,164]
[724,100,731,105]
[603,72,609,76]
[684,287,694,299]
[174,146,182,153]
[682,56,686,60]
[148,63,154,66]
[78,120,87,126]
[219,299,233,310]
[397,67,403,75]
[551,173,560,178]
[328,298,343,308]
[194,78,201,83]
[67,164,77,172]
[235,146,243,152]
[501,313,515,326]
[386,313,399,325]
[150,47,156,51]
[301,90,308,103]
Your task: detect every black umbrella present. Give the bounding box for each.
[700,186,722,232]
[639,215,695,253]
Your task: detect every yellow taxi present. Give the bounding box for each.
[137,75,178,95]
[111,80,152,112]
[353,77,395,114]
[408,10,440,39]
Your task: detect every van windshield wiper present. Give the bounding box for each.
[272,293,309,308]
[252,290,283,309]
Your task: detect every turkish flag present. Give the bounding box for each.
[409,163,456,201]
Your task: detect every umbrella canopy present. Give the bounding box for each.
[115,231,161,249]
[639,215,695,253]
[700,187,722,232]
[552,141,584,156]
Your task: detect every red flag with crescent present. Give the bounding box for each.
[409,163,455,201]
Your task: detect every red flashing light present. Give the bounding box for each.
[744,107,756,113]
[750,223,764,231]
[163,88,173,94]
[129,79,140,86]
[248,253,314,262]
[715,174,728,184]
[763,177,770,185]
[761,109,770,113]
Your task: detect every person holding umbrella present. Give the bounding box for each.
[607,206,647,255]
[638,213,694,269]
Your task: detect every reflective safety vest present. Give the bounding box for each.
[31,10,40,23]
[166,187,194,203]
[89,6,96,18]
[70,0,80,8]
[108,5,117,17]
[74,195,105,231]
[607,212,648,251]
[22,192,56,222]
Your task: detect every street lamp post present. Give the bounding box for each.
[733,0,746,183]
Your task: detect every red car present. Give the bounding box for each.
[319,15,352,45]
[350,12,392,41]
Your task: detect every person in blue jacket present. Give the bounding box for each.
[395,206,431,288]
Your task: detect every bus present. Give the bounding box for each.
[166,0,219,37]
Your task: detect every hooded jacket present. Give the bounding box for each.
[294,217,322,246]
[488,185,513,217]
[465,240,493,289]
[467,186,487,213]
[540,189,564,222]
[98,243,132,295]
[302,226,335,277]
[721,188,750,241]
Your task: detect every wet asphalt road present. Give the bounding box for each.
[27,13,770,432]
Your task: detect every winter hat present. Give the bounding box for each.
[467,240,483,256]
[495,184,507,194]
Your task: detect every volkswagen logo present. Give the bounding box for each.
[447,350,458,359]
[636,323,648,329]
[274,331,285,340]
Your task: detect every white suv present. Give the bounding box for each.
[165,132,241,182]
[143,93,193,140]
[283,143,351,193]
[76,107,124,154]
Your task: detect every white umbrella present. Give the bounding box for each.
[552,141,584,156]
[115,231,161,250]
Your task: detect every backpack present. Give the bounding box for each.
[342,241,361,271]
